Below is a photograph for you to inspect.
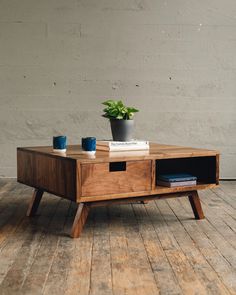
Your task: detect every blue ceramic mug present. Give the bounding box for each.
[81,137,96,154]
[53,136,67,153]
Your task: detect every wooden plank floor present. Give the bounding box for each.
[0,180,235,295]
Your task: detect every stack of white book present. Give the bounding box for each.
[96,140,149,152]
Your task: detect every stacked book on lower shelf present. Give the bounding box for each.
[157,173,197,187]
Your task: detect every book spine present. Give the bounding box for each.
[96,145,149,151]
[159,177,197,182]
[109,145,149,151]
[157,180,197,187]
[96,141,149,151]
[109,141,149,147]
[170,180,196,187]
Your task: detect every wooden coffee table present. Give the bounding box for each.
[17,143,219,238]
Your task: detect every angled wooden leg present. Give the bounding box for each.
[188,191,205,220]
[27,188,44,217]
[71,203,90,238]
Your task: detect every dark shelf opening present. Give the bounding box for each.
[156,156,217,186]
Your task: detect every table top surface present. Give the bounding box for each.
[18,143,220,163]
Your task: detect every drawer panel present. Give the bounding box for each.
[81,160,152,197]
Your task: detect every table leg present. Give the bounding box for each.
[188,191,205,220]
[27,188,44,217]
[71,203,90,238]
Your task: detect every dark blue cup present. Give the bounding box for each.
[53,136,67,152]
[81,137,96,154]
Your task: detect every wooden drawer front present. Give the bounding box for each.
[81,160,152,197]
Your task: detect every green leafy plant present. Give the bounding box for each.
[102,100,139,120]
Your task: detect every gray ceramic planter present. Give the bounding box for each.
[110,119,134,141]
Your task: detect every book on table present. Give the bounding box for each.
[109,150,150,157]
[96,140,149,151]
[157,173,197,187]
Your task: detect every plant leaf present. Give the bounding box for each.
[127,107,139,113]
[102,100,138,120]
[102,100,115,107]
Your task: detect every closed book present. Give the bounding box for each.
[158,173,197,182]
[109,150,150,157]
[96,140,149,151]
[157,180,197,187]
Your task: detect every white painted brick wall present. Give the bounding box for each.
[0,0,236,178]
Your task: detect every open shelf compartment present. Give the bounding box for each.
[155,156,217,191]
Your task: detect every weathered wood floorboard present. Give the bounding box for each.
[20,199,71,294]
[0,185,33,249]
[132,202,183,295]
[89,206,113,295]
[154,200,208,295]
[121,204,159,295]
[166,198,231,295]
[42,202,75,295]
[0,194,59,294]
[178,194,236,294]
[216,184,236,210]
[0,180,235,295]
[108,205,140,295]
[50,202,76,294]
[180,190,236,261]
[64,205,94,295]
[198,191,236,249]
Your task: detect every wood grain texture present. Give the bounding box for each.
[26,188,44,217]
[89,207,112,295]
[80,183,217,203]
[76,161,82,202]
[65,205,93,295]
[17,143,220,236]
[121,204,159,294]
[86,192,191,208]
[151,159,156,190]
[132,203,183,294]
[0,189,62,292]
[0,180,235,294]
[17,149,76,201]
[158,198,232,295]
[18,144,219,203]
[20,199,70,294]
[81,160,152,197]
[179,189,236,294]
[71,203,90,238]
[188,191,205,219]
[19,143,220,163]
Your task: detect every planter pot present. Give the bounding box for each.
[110,119,134,141]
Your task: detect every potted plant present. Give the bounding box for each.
[102,100,139,141]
